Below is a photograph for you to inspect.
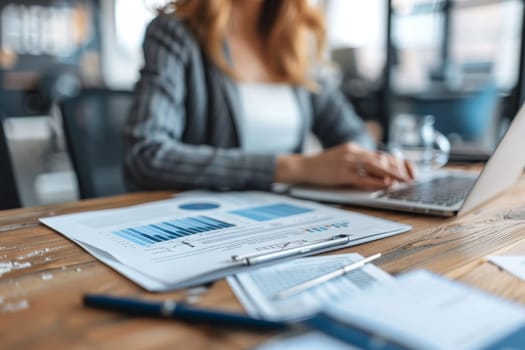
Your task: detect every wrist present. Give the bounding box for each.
[274,154,305,184]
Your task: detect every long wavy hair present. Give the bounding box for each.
[162,0,326,88]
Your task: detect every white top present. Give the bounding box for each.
[238,83,301,153]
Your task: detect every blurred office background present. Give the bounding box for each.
[1,0,524,208]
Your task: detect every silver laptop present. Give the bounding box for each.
[291,103,525,217]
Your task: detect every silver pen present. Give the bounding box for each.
[272,252,382,300]
[231,234,352,266]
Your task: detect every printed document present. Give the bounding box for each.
[254,332,357,350]
[488,255,525,282]
[228,253,394,320]
[40,191,410,291]
[321,270,525,350]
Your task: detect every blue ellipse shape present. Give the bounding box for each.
[179,202,220,210]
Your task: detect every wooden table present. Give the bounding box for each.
[2,170,525,349]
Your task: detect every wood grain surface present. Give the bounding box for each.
[2,173,525,350]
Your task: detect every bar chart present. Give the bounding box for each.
[230,203,313,222]
[112,216,235,246]
[305,222,350,233]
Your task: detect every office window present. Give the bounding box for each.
[103,0,164,88]
[390,0,523,93]
[451,0,523,91]
[114,0,161,56]
[325,0,386,81]
[0,2,94,58]
[391,0,446,92]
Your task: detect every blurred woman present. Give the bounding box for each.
[124,0,414,191]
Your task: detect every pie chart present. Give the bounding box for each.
[179,202,221,210]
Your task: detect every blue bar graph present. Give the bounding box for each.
[305,221,350,233]
[112,216,235,246]
[230,203,313,222]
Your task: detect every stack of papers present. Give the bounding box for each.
[315,270,525,350]
[40,191,411,291]
[228,253,394,320]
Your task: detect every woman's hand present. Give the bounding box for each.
[275,142,415,190]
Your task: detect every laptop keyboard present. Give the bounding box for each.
[378,176,476,207]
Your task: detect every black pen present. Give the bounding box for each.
[83,294,289,331]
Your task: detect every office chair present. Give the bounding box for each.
[0,114,21,210]
[60,89,133,199]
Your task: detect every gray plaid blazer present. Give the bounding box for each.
[124,15,373,191]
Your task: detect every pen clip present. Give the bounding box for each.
[231,234,352,266]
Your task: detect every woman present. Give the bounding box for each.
[124,0,414,192]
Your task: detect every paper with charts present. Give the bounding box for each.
[40,191,411,291]
[228,253,395,321]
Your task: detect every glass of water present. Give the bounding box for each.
[389,114,451,176]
